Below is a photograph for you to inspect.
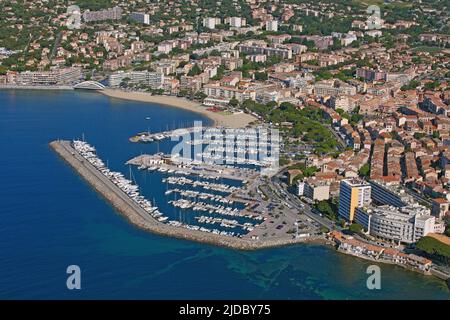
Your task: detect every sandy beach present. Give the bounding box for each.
[100,89,257,128]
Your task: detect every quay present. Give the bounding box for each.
[50,139,313,250]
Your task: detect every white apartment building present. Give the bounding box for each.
[314,80,357,96]
[130,12,150,25]
[355,205,435,244]
[16,68,81,86]
[228,17,245,28]
[203,84,255,103]
[203,17,220,29]
[266,20,278,32]
[108,71,164,89]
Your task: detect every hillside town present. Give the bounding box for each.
[1,0,449,279]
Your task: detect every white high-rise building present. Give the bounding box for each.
[266,20,278,32]
[229,17,244,28]
[203,17,219,29]
[338,179,371,222]
[130,12,150,25]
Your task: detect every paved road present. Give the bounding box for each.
[270,174,335,230]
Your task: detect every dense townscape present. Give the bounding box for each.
[1,0,450,283]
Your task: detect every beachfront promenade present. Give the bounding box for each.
[50,140,312,250]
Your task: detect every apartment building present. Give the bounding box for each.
[368,180,412,208]
[266,20,278,32]
[83,6,122,22]
[314,80,357,97]
[355,205,435,244]
[338,179,372,222]
[203,84,255,102]
[237,44,292,60]
[16,68,81,86]
[130,12,150,25]
[108,71,164,89]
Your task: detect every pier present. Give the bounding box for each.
[50,140,312,250]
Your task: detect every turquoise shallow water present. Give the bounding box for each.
[0,89,449,299]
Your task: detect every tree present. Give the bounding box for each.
[349,223,364,234]
[188,63,202,76]
[414,132,426,139]
[316,199,337,220]
[194,91,207,101]
[254,71,268,81]
[359,163,370,178]
[229,97,239,108]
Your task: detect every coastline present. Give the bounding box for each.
[100,89,257,129]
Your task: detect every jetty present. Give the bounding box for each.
[49,139,313,250]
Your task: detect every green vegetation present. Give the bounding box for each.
[401,80,421,91]
[320,226,330,234]
[335,108,363,126]
[228,97,239,108]
[416,236,450,265]
[424,81,440,91]
[242,101,338,156]
[315,198,339,221]
[358,163,370,178]
[414,132,427,140]
[188,63,202,76]
[349,223,364,234]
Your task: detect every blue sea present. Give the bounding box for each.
[0,89,448,299]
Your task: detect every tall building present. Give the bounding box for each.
[228,17,245,28]
[266,20,278,32]
[368,180,413,208]
[83,6,122,22]
[356,67,387,82]
[203,17,219,29]
[130,12,150,25]
[338,179,371,222]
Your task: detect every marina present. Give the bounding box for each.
[50,139,306,247]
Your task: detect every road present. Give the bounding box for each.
[270,173,335,230]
